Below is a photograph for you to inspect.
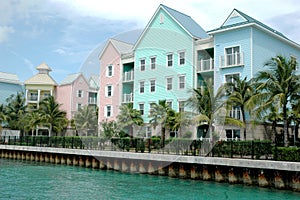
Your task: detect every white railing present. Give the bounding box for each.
[27,95,38,101]
[220,52,244,68]
[88,97,97,104]
[122,93,133,103]
[197,58,214,72]
[123,70,134,82]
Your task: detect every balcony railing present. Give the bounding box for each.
[88,97,97,104]
[123,70,134,82]
[197,58,214,72]
[27,95,38,101]
[122,93,133,103]
[220,52,244,68]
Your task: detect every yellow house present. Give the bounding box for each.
[24,63,57,109]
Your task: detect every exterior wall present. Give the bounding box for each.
[71,76,89,118]
[0,82,24,104]
[252,27,300,75]
[99,42,121,123]
[213,27,252,92]
[56,84,72,119]
[134,8,194,123]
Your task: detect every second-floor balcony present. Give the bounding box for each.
[122,93,133,103]
[220,52,244,68]
[27,94,38,101]
[88,97,97,104]
[123,70,134,82]
[197,58,214,72]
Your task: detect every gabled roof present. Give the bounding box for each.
[89,75,100,89]
[99,38,133,59]
[134,4,208,49]
[208,9,287,39]
[161,4,208,39]
[24,63,57,85]
[0,72,21,84]
[60,73,82,85]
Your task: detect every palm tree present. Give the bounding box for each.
[0,104,7,131]
[224,76,255,140]
[254,55,300,146]
[39,96,68,136]
[24,111,43,136]
[5,92,27,132]
[148,100,172,146]
[117,103,143,136]
[73,105,98,136]
[167,111,191,138]
[262,105,282,142]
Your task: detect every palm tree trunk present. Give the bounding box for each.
[241,107,246,140]
[283,104,289,147]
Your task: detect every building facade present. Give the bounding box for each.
[0,72,24,105]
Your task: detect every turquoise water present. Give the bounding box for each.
[0,159,299,200]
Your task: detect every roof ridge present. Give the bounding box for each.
[160,4,191,18]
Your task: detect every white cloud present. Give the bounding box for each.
[0,26,15,43]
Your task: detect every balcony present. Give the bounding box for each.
[122,93,133,103]
[197,58,214,72]
[28,94,38,101]
[229,108,241,120]
[220,52,244,68]
[88,97,97,104]
[123,70,134,82]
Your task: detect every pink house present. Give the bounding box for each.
[56,73,89,120]
[98,39,133,123]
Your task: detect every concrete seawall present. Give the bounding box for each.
[1,145,299,192]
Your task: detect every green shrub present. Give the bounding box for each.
[274,147,300,162]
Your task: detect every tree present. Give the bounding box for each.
[0,104,7,131]
[5,92,27,132]
[254,55,300,146]
[39,96,68,136]
[224,76,255,140]
[117,103,143,136]
[148,100,172,146]
[24,111,43,136]
[73,105,98,136]
[100,120,120,139]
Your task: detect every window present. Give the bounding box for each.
[146,126,152,138]
[139,103,144,115]
[179,51,185,65]
[225,74,239,93]
[107,65,113,77]
[166,77,173,91]
[140,59,145,71]
[150,80,156,92]
[29,92,38,101]
[179,101,185,112]
[160,14,164,24]
[167,53,173,67]
[77,90,83,98]
[150,57,156,70]
[77,103,82,111]
[226,129,240,140]
[149,102,156,113]
[225,46,240,66]
[229,106,241,120]
[106,85,113,97]
[105,105,112,117]
[179,75,185,89]
[139,81,145,93]
[167,101,172,109]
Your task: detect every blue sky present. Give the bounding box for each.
[1,0,300,83]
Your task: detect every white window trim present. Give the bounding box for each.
[150,56,156,70]
[178,50,186,66]
[139,81,145,94]
[224,73,240,84]
[140,58,146,71]
[77,90,83,98]
[105,85,113,97]
[104,105,113,117]
[150,79,156,93]
[178,75,186,90]
[166,77,173,91]
[77,103,82,111]
[139,103,144,116]
[166,53,173,68]
[106,65,114,77]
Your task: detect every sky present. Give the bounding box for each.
[0,0,300,83]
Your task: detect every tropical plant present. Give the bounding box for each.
[0,104,7,131]
[117,103,143,136]
[5,92,27,131]
[254,55,300,146]
[23,111,43,136]
[100,120,120,139]
[148,99,172,146]
[224,76,255,140]
[38,96,68,136]
[73,105,98,136]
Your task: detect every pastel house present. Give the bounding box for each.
[0,72,24,105]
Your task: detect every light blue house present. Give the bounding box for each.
[0,72,24,105]
[133,4,208,127]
